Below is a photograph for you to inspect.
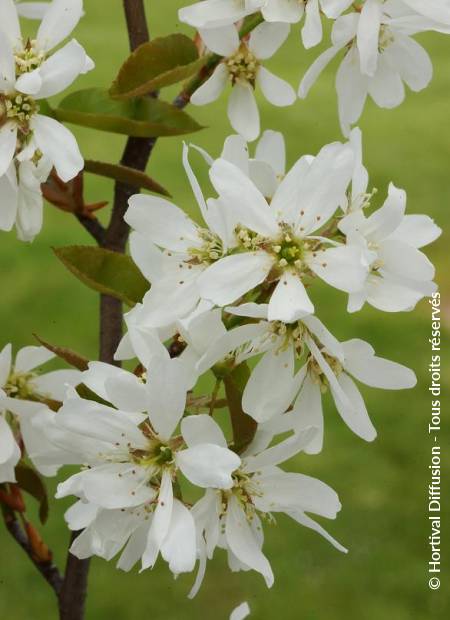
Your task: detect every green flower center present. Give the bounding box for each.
[4,371,38,400]
[2,93,38,126]
[15,41,46,75]
[226,44,260,85]
[308,351,343,392]
[188,229,224,265]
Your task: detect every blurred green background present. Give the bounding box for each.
[0,1,449,618]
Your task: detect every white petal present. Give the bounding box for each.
[244,427,317,472]
[307,245,367,293]
[386,214,441,249]
[0,0,21,47]
[177,444,240,489]
[0,164,18,232]
[15,69,43,95]
[364,274,425,312]
[191,63,228,105]
[262,0,303,23]
[181,414,227,448]
[249,22,290,59]
[257,67,296,107]
[302,0,323,49]
[31,115,83,182]
[196,322,269,374]
[268,272,314,323]
[336,47,369,136]
[221,134,249,173]
[357,0,382,76]
[255,470,341,518]
[230,602,251,620]
[292,373,324,454]
[16,2,49,19]
[160,499,196,574]
[248,160,278,200]
[228,82,260,142]
[209,157,278,236]
[198,252,273,306]
[298,45,342,99]
[146,357,189,439]
[15,345,54,373]
[142,469,173,569]
[0,122,17,178]
[368,54,405,108]
[243,347,301,423]
[0,415,17,464]
[225,495,274,587]
[129,234,164,283]
[81,464,155,509]
[384,35,432,92]
[342,339,417,389]
[331,373,377,441]
[179,0,255,28]
[321,0,354,19]
[126,194,199,252]
[65,500,99,531]
[33,39,89,99]
[32,369,81,400]
[378,240,435,282]
[287,509,348,553]
[401,0,450,24]
[199,25,238,56]
[37,0,83,50]
[255,130,285,176]
[0,343,12,387]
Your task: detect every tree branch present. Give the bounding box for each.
[2,509,63,596]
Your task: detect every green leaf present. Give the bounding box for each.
[54,88,203,137]
[15,465,49,525]
[110,34,206,99]
[83,160,170,196]
[33,334,89,371]
[223,363,258,454]
[54,245,149,306]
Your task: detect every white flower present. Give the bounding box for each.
[0,155,51,240]
[340,183,441,312]
[196,130,287,200]
[0,343,81,481]
[196,303,416,448]
[298,2,448,135]
[189,427,345,595]
[0,0,92,183]
[191,22,295,141]
[51,358,241,575]
[125,143,237,328]
[15,1,50,19]
[197,141,368,321]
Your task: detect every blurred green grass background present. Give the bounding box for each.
[1,1,449,618]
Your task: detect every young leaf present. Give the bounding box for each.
[223,363,258,454]
[110,34,206,99]
[54,88,203,137]
[54,246,150,306]
[15,465,49,525]
[83,160,170,196]
[33,334,89,371]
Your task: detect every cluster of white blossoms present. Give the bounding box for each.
[0,0,92,240]
[0,0,444,614]
[0,126,436,595]
[180,0,450,137]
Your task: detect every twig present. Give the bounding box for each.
[2,509,63,595]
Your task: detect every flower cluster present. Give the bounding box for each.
[0,126,436,595]
[0,0,91,240]
[180,0,450,138]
